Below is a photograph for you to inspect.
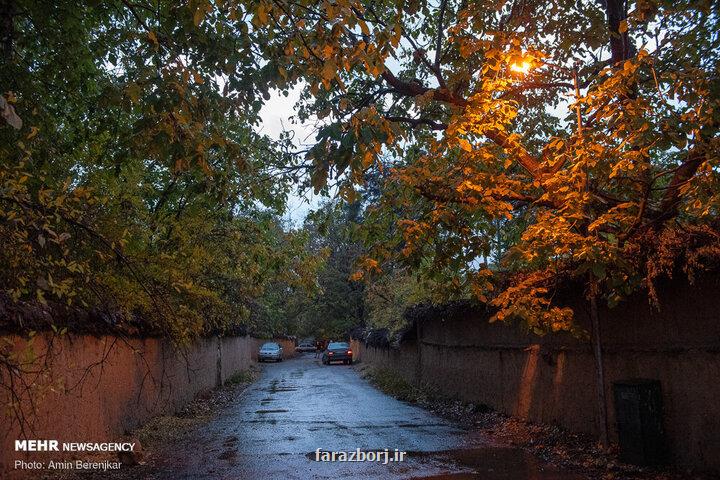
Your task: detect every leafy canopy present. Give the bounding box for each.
[245,0,720,332]
[0,0,318,341]
[2,0,719,338]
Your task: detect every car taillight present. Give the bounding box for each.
[328,352,334,355]
[347,350,352,355]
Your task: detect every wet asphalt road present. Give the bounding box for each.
[150,354,586,479]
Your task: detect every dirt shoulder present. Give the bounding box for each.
[357,363,715,480]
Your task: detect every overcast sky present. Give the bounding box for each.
[257,85,326,225]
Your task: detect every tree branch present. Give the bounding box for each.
[383,115,447,130]
[434,0,449,69]
[656,143,707,221]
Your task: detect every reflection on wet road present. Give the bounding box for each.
[152,355,586,479]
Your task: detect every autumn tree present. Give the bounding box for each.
[0,0,319,341]
[2,0,719,445]
[241,0,719,327]
[256,200,367,339]
[241,0,720,445]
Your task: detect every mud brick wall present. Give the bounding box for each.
[355,274,720,472]
[0,334,292,476]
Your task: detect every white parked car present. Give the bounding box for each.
[258,342,283,362]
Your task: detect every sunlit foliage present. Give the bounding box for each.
[243,0,720,332]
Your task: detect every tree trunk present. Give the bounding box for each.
[589,279,609,448]
[1,0,13,60]
[415,319,423,384]
[603,0,635,64]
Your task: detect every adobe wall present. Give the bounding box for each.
[0,333,292,476]
[355,274,720,471]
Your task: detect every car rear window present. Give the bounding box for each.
[261,343,279,349]
[328,342,349,349]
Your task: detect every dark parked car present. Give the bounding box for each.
[321,342,353,365]
[258,342,283,362]
[295,341,316,353]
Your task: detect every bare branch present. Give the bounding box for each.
[435,0,449,69]
[384,115,448,130]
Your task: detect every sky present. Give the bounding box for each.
[257,85,326,225]
[255,54,407,226]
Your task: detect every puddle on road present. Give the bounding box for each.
[266,386,298,392]
[410,475,479,480]
[245,418,280,424]
[406,447,585,480]
[217,449,237,461]
[302,448,583,479]
[263,381,299,393]
[349,422,452,430]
